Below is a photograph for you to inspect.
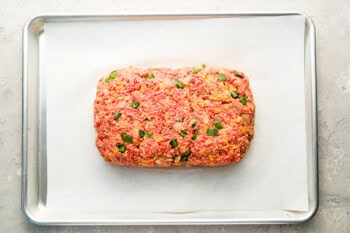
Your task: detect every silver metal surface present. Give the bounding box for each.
[22,12,318,225]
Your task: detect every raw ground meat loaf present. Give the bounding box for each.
[94,65,255,167]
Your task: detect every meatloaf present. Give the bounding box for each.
[94,65,255,167]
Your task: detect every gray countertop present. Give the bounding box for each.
[0,0,349,232]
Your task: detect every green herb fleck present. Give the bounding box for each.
[132,100,140,109]
[213,121,223,130]
[121,133,133,144]
[191,120,198,128]
[139,130,145,138]
[114,112,122,120]
[146,72,153,79]
[234,71,243,78]
[116,143,126,153]
[180,150,191,162]
[217,73,227,82]
[174,78,185,89]
[150,67,158,71]
[192,64,206,74]
[240,96,248,105]
[179,130,187,138]
[192,68,202,74]
[191,131,198,140]
[170,139,178,148]
[105,70,118,83]
[207,128,219,136]
[110,70,118,78]
[145,131,152,138]
[230,90,239,99]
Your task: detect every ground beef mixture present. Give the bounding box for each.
[94,65,255,167]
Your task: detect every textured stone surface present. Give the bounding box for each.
[0,0,349,232]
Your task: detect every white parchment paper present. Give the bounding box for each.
[45,16,308,213]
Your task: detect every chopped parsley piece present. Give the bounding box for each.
[139,130,145,138]
[110,70,118,78]
[145,131,152,138]
[234,71,243,78]
[174,78,185,89]
[180,150,191,162]
[105,70,118,83]
[191,120,198,127]
[105,77,112,83]
[132,100,140,109]
[139,129,151,138]
[192,68,202,74]
[217,73,227,82]
[179,130,187,138]
[230,90,239,99]
[193,64,206,74]
[170,139,178,148]
[191,131,198,140]
[240,96,248,105]
[116,143,126,153]
[146,72,153,79]
[207,128,218,136]
[114,112,122,120]
[213,121,223,130]
[121,133,133,144]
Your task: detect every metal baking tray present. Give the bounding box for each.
[22,12,318,225]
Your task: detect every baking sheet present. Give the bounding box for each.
[43,15,308,214]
